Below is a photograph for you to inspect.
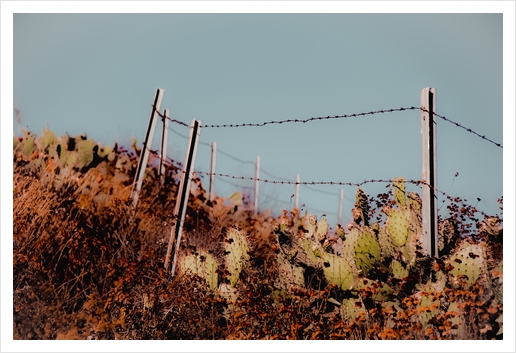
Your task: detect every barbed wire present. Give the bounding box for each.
[146,144,494,219]
[156,105,502,149]
[156,106,419,129]
[421,108,502,149]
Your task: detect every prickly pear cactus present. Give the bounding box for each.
[17,130,35,159]
[445,242,485,287]
[320,252,354,290]
[342,227,381,274]
[36,128,57,151]
[341,297,367,323]
[299,214,318,239]
[386,209,409,247]
[76,137,96,169]
[391,259,409,279]
[446,301,465,337]
[316,217,328,243]
[224,228,250,286]
[376,178,421,271]
[179,250,218,290]
[417,290,440,329]
[393,177,406,207]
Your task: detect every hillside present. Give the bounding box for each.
[13,129,503,340]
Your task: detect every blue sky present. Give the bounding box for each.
[2,2,515,352]
[11,11,505,228]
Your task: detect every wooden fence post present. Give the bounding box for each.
[165,119,202,275]
[254,156,260,215]
[338,189,344,225]
[210,142,216,201]
[131,88,164,207]
[295,175,300,209]
[159,109,169,186]
[421,87,439,257]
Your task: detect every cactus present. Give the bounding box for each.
[375,179,421,272]
[321,252,354,290]
[446,301,466,337]
[179,250,218,290]
[341,296,367,323]
[76,136,96,169]
[224,228,250,286]
[36,128,57,151]
[299,214,318,239]
[393,177,406,207]
[445,242,484,287]
[417,290,440,329]
[354,229,381,273]
[391,259,409,279]
[98,144,116,162]
[315,217,328,243]
[342,227,381,275]
[386,209,409,247]
[18,130,35,159]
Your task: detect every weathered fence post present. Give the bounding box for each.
[209,142,216,201]
[421,87,439,257]
[165,119,202,275]
[254,156,260,215]
[338,189,344,225]
[131,88,164,207]
[295,174,300,209]
[159,109,169,186]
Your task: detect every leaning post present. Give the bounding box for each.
[131,88,164,207]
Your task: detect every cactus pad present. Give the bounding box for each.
[446,242,484,286]
[387,209,409,246]
[225,228,250,286]
[354,230,381,273]
[393,177,406,207]
[391,259,409,279]
[321,252,354,290]
[179,250,218,290]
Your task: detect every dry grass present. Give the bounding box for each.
[12,133,503,340]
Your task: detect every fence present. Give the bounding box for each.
[130,88,502,275]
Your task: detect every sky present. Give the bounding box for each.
[2,2,515,352]
[10,11,505,228]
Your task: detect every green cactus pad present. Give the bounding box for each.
[316,217,328,242]
[321,252,354,290]
[418,292,440,328]
[446,301,465,336]
[341,297,367,322]
[37,129,57,150]
[225,228,250,286]
[297,238,323,266]
[20,131,35,158]
[391,259,409,279]
[354,230,381,273]
[387,209,409,246]
[76,137,96,168]
[446,242,484,286]
[393,177,406,207]
[179,250,218,290]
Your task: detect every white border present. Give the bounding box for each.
[2,1,514,352]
